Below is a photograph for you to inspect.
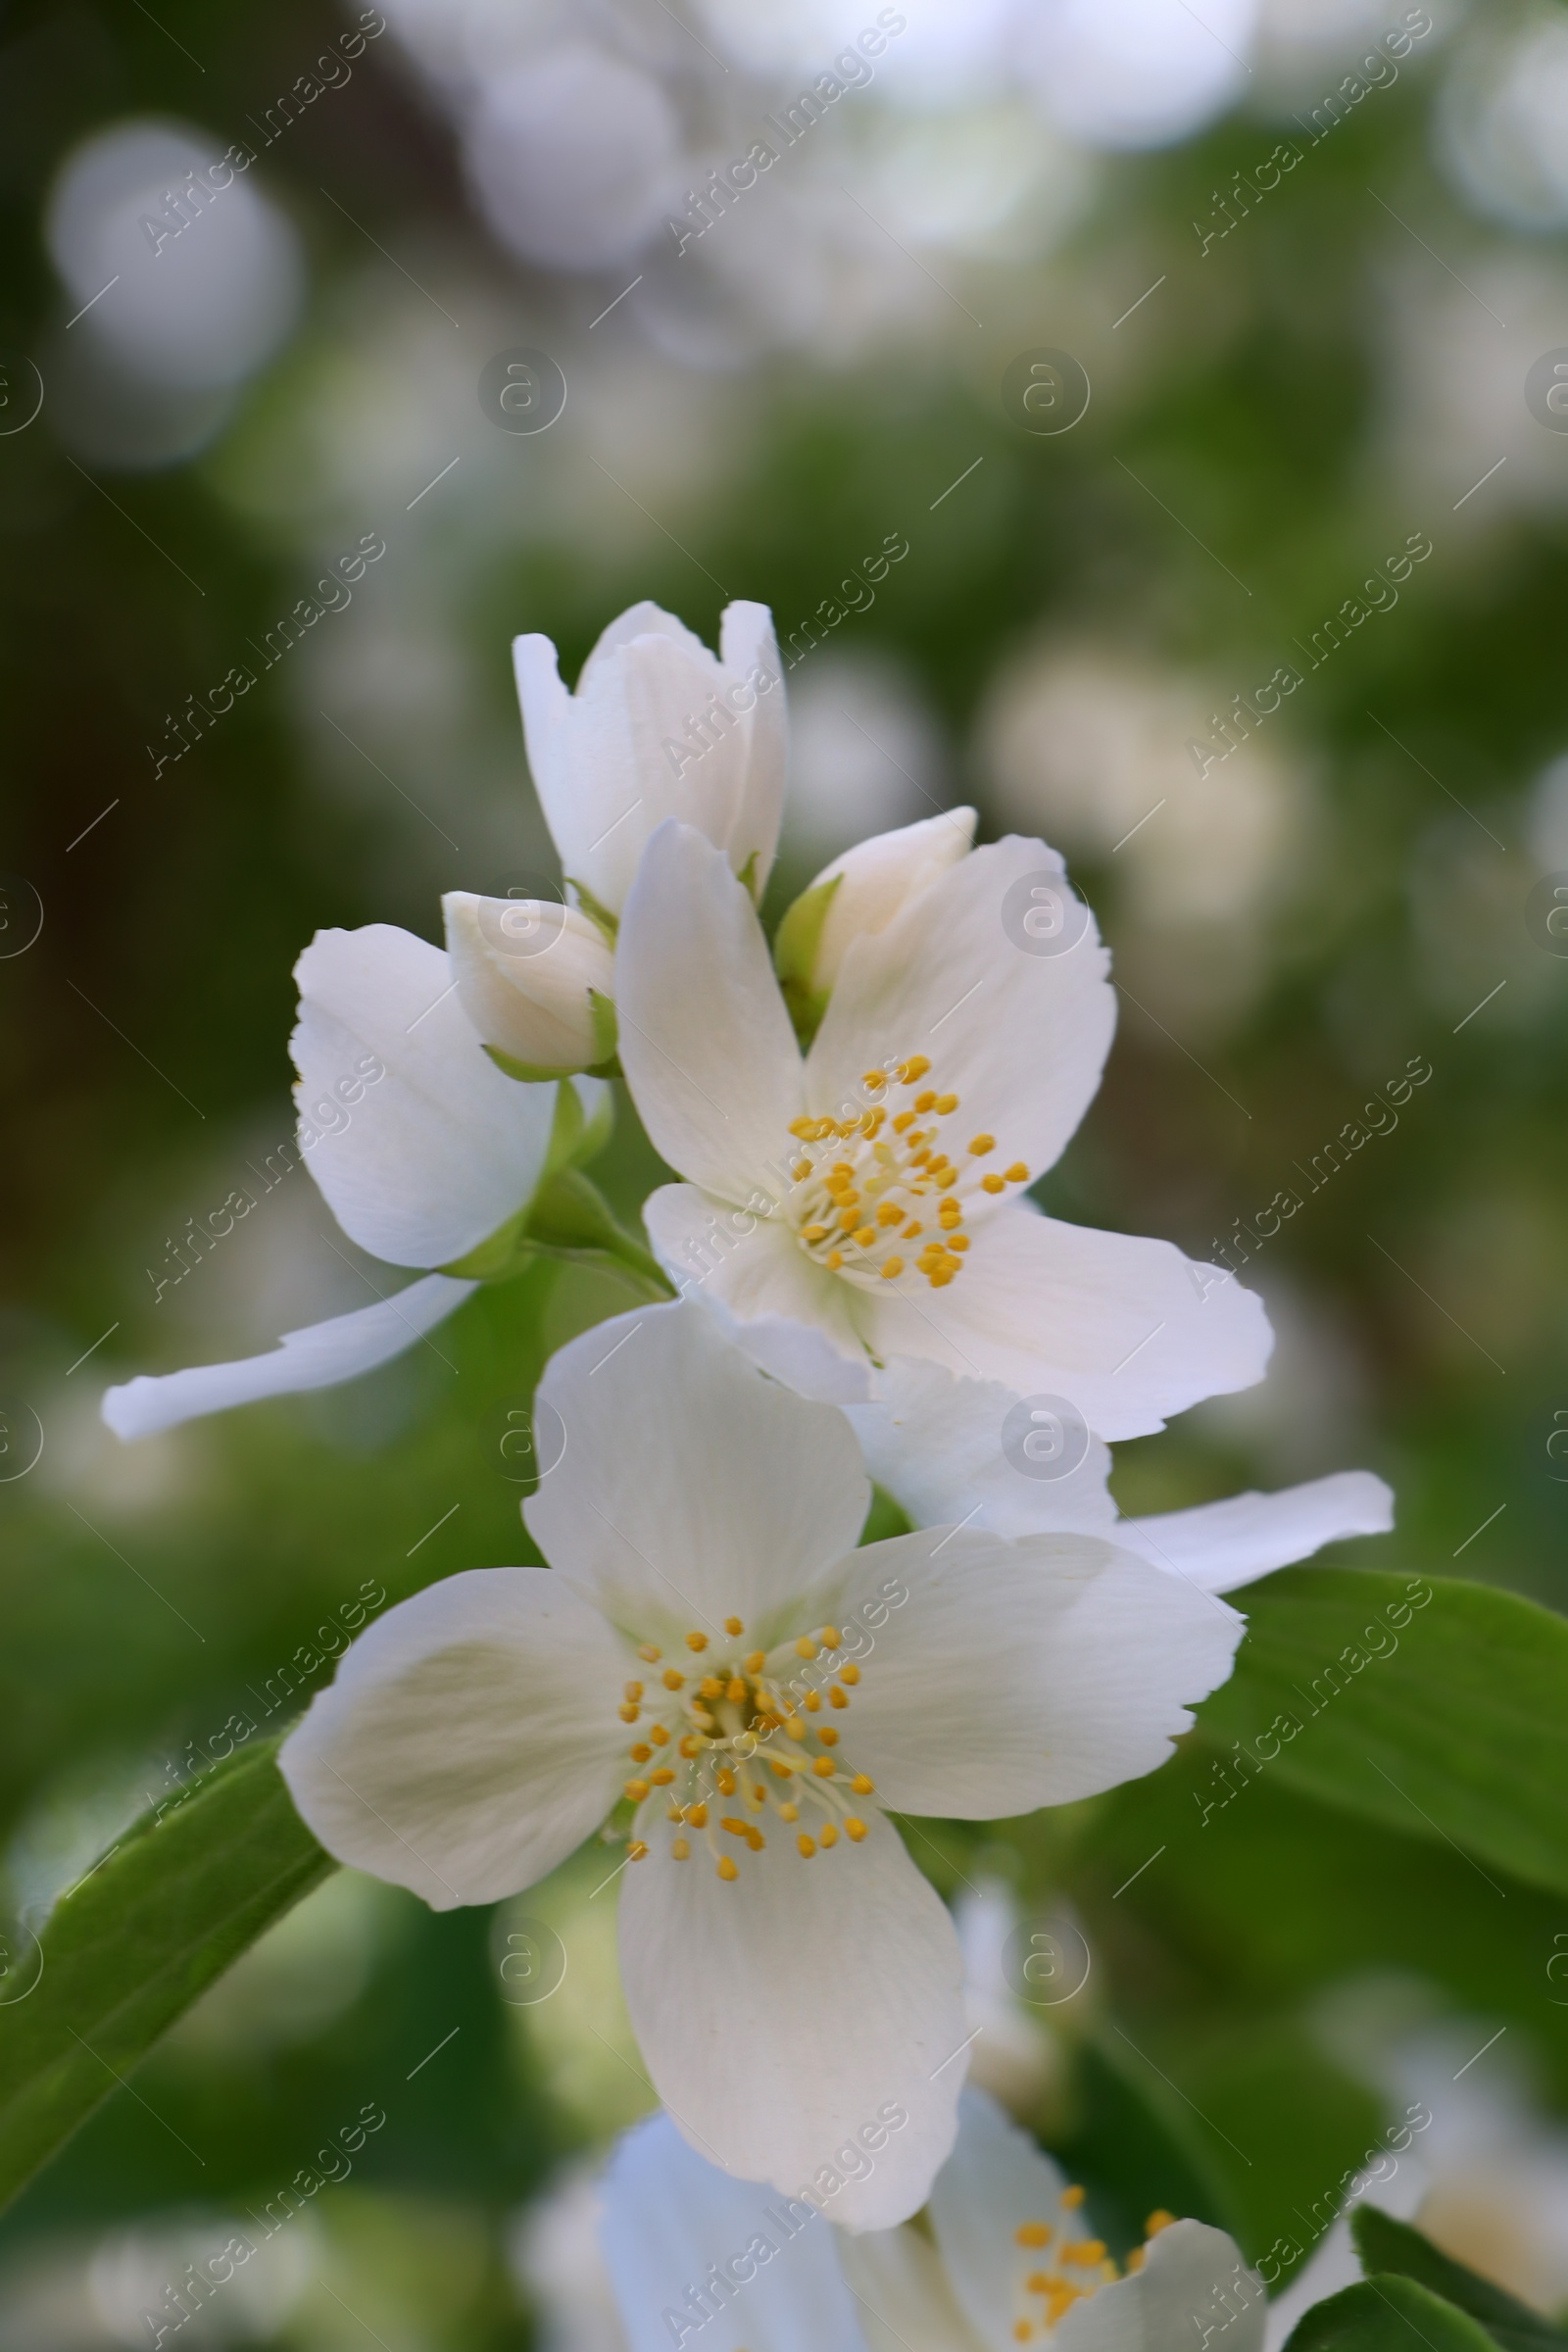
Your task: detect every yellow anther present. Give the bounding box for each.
[717,1855,739,1881]
[892,1110,915,1133]
[1127,2248,1146,2273]
[904,1219,922,1237]
[619,1703,640,1723]
[624,1779,650,1801]
[968,1133,995,1154]
[817,1726,840,1746]
[666,1803,683,1821]
[749,1783,766,1806]
[623,1681,644,1701]
[803,1223,829,1242]
[935,1092,958,1114]
[1016,2223,1053,2248]
[935,1168,958,1190]
[701,1676,724,1699]
[982,1172,1006,1194]
[726,1677,747,1702]
[812,1756,836,1777]
[1060,2186,1086,2210]
[838,1662,860,1685]
[1063,2240,1106,2266]
[691,1708,714,1731]
[826,1250,844,1270]
[628,1840,649,1860]
[1006,1162,1030,1184]
[785,1715,806,1740]
[863,1069,888,1089]
[829,1685,849,1708]
[724,1615,745,1636]
[851,1773,874,1793]
[1027,2272,1051,2293]
[678,1735,701,1758]
[716,1767,737,1794]
[746,1650,766,1673]
[649,1767,675,1786]
[671,1838,690,1860]
[650,1724,669,1745]
[804,1690,822,1712]
[1145,2210,1175,2236]
[685,1801,709,1827]
[793,1160,811,1180]
[854,1225,876,1247]
[779,1801,800,1821]
[938,1199,962,1224]
[769,1755,794,1777]
[926,1153,950,1174]
[628,1744,652,1765]
[1013,2325,1033,2342]
[820,1627,842,1647]
[796,1637,818,1658]
[686,1631,709,1651]
[928,1267,956,1288]
[876,1200,903,1226]
[837,1205,861,1231]
[744,1827,764,1851]
[662,1667,685,1690]
[789,1116,814,1139]
[914,1090,936,1112]
[798,1833,817,1857]
[845,1817,868,1840]
[819,1822,839,1847]
[721,1816,749,1837]
[950,1234,970,1251]
[637,1642,661,1662]
[903,1054,931,1081]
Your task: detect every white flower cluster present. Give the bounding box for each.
[102,604,1394,2318]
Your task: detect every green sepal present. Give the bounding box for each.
[484,1043,621,1085]
[567,876,619,943]
[0,1738,333,2215]
[522,1166,674,1298]
[736,847,761,903]
[773,870,841,1049]
[1350,2210,1568,2352]
[440,1081,621,1280]
[1285,2278,1500,2352]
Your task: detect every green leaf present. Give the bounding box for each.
[1196,1570,1568,1896]
[1350,2211,1568,2352]
[773,871,840,1048]
[0,1739,332,2214]
[523,1168,674,1298]
[1286,2278,1500,2352]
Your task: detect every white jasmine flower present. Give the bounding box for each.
[595,2087,1264,2352]
[102,923,598,1441]
[279,1303,1243,2229]
[614,820,1271,1434]
[848,1360,1395,1593]
[444,892,618,1077]
[514,601,786,922]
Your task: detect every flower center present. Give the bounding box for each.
[785,1054,1030,1292]
[612,1618,875,1880]
[1006,2200,1178,2341]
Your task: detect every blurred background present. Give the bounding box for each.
[5,0,1568,2341]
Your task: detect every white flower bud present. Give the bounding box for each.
[775,809,977,1024]
[443,892,617,1075]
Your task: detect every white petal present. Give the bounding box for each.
[618,1806,965,2230]
[807,809,977,995]
[292,923,558,1267]
[719,600,787,898]
[1054,2223,1263,2352]
[835,2224,986,2352]
[927,2086,1077,2349]
[845,1358,1117,1539]
[643,1183,871,1398]
[615,824,803,1204]
[860,1203,1272,1442]
[100,1272,475,1441]
[443,892,615,1071]
[599,2110,870,2352]
[1119,1470,1396,1593]
[805,1529,1243,1816]
[278,1568,630,1909]
[524,1300,869,1644]
[806,836,1115,1188]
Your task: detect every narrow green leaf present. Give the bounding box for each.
[1286,2277,1501,2352]
[1351,2210,1568,2352]
[0,1739,332,2213]
[1196,1571,1568,1896]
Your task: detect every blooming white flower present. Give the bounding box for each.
[614,820,1271,1434]
[101,923,600,1441]
[775,808,978,1032]
[443,892,618,1076]
[847,1360,1395,1594]
[514,600,787,921]
[594,2087,1264,2352]
[279,1301,1243,2228]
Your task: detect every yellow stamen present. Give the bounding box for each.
[982,1172,1006,1194]
[796,1637,818,1658]
[863,1069,887,1089]
[902,1055,931,1081]
[854,1225,876,1247]
[623,1681,643,1700]
[876,1201,904,1226]
[724,1615,744,1635]
[629,1744,652,1764]
[829,1685,849,1708]
[624,1779,649,1801]
[968,1133,995,1154]
[618,1703,640,1723]
[817,1726,840,1746]
[678,1735,701,1758]
[820,1627,842,1647]
[1145,2211,1175,2236]
[685,1802,709,1827]
[1006,1162,1030,1184]
[746,1650,766,1673]
[845,1817,867,1840]
[650,1724,669,1745]
[812,1756,836,1777]
[716,1855,738,1881]
[819,1823,839,1847]
[826,1250,844,1270]
[637,1642,661,1662]
[1060,2186,1086,2210]
[852,1774,874,1793]
[685,1631,709,1651]
[798,1833,816,1857]
[628,1840,649,1860]
[701,1676,724,1699]
[838,1662,860,1685]
[671,1838,690,1860]
[662,1667,685,1690]
[779,1801,800,1821]
[716,1767,737,1795]
[649,1767,675,1786]
[803,1223,829,1242]
[804,1690,822,1712]
[913,1090,936,1112]
[1017,2223,1053,2248]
